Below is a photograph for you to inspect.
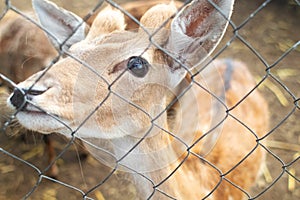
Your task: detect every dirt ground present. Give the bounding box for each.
[0,0,299,199]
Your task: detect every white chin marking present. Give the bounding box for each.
[16,111,67,134]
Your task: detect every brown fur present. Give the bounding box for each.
[4,0,268,199]
[0,11,61,178]
[0,11,57,82]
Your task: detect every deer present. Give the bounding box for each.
[0,0,179,180]
[4,0,269,199]
[0,0,179,181]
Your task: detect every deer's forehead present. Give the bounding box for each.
[94,29,169,51]
[71,31,167,66]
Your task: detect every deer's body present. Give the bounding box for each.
[6,0,268,199]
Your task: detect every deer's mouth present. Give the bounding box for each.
[15,108,66,134]
[18,103,60,121]
[21,109,51,118]
[9,99,62,133]
[23,103,48,114]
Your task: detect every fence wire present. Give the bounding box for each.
[0,0,299,200]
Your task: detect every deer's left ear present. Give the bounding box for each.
[32,0,89,50]
[166,0,234,86]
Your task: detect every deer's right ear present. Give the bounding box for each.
[166,0,234,87]
[32,0,89,50]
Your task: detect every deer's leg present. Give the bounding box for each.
[43,134,59,178]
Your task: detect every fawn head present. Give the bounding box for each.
[8,0,234,139]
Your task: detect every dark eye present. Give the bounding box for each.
[127,56,150,78]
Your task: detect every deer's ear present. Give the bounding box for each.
[86,6,126,41]
[32,0,88,50]
[166,0,234,86]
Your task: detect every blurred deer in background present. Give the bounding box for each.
[0,10,58,81]
[0,10,61,177]
[5,0,269,199]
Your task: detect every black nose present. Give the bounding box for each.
[10,88,26,109]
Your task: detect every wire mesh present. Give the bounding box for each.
[0,0,299,199]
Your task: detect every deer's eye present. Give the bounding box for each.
[127,56,149,78]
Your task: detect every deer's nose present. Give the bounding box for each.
[10,88,26,109]
[10,88,46,109]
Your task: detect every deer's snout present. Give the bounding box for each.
[10,88,46,109]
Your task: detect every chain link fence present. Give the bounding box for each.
[0,0,299,199]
